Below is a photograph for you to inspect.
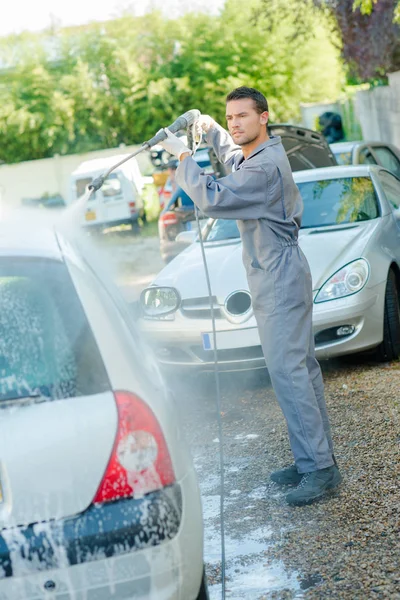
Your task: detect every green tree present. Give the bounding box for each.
[0,1,345,163]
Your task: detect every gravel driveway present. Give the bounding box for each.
[174,361,400,600]
[97,231,400,599]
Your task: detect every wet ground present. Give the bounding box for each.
[97,227,400,600]
[174,364,399,600]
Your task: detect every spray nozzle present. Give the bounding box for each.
[88,176,105,192]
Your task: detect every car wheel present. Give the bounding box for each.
[374,269,400,362]
[131,220,141,234]
[195,569,209,600]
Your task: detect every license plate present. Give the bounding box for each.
[201,328,260,351]
[85,210,96,221]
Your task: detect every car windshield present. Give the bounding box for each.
[333,151,352,165]
[0,258,110,403]
[203,176,378,240]
[205,219,240,241]
[299,176,379,228]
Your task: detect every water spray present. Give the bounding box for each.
[67,110,227,600]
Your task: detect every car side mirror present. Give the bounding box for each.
[175,230,197,244]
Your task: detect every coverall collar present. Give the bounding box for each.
[235,136,282,167]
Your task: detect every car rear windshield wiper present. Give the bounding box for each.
[0,392,49,408]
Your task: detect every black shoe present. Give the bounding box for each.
[270,464,303,486]
[286,465,342,506]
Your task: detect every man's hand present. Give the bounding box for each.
[159,129,191,159]
[197,114,216,133]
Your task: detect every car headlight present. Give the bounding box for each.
[314,259,369,303]
[140,286,180,318]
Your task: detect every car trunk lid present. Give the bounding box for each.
[269,124,337,170]
[0,392,117,528]
[0,255,114,527]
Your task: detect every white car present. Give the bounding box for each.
[0,224,207,599]
[70,155,146,232]
[140,165,400,372]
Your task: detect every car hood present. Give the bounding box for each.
[299,220,380,288]
[153,241,247,301]
[269,125,337,170]
[152,221,380,298]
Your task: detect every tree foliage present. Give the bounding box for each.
[322,0,400,81]
[0,0,344,164]
[354,0,400,22]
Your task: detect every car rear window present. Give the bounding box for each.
[75,177,97,201]
[299,176,379,228]
[0,257,110,403]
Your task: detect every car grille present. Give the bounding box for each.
[181,297,222,319]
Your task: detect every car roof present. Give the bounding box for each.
[193,149,211,163]
[293,164,378,183]
[329,141,362,152]
[0,223,63,260]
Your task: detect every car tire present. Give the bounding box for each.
[130,220,141,234]
[195,569,210,600]
[374,269,400,362]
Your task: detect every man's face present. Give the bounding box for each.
[226,98,268,147]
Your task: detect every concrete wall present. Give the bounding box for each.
[355,71,400,147]
[0,144,153,210]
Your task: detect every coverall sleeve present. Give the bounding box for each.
[175,155,269,220]
[205,122,241,168]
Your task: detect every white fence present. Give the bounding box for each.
[355,70,400,147]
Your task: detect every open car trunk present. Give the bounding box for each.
[268,124,337,171]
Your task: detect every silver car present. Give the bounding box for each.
[140,165,400,372]
[330,140,400,179]
[0,224,207,599]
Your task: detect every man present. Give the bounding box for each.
[160,86,342,506]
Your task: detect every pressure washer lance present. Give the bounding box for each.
[88,110,201,192]
[85,111,227,600]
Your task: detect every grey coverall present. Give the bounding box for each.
[175,123,334,474]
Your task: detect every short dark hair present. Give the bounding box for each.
[226,86,268,114]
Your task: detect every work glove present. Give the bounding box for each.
[198,114,216,132]
[192,114,216,139]
[159,129,191,159]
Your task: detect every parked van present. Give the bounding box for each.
[70,154,146,231]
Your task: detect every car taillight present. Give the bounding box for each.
[93,391,175,503]
[129,201,136,214]
[160,212,179,227]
